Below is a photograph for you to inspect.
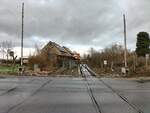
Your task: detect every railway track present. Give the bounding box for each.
[80,64,144,113]
[80,64,102,113]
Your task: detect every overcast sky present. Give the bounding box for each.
[0,0,150,56]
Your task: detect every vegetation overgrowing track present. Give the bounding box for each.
[80,64,144,113]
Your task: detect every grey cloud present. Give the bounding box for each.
[0,0,150,50]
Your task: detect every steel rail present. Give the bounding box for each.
[84,64,144,113]
[81,65,102,113]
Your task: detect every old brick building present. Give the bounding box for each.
[41,41,80,68]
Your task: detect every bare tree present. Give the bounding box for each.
[0,41,13,60]
[0,42,6,59]
[34,43,41,55]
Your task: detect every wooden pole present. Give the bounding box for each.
[123,14,127,68]
[21,2,24,66]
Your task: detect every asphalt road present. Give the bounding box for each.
[0,76,150,113]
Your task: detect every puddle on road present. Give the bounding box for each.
[0,76,6,79]
[136,79,150,83]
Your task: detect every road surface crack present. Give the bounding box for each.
[5,79,52,113]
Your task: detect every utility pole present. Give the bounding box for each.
[21,2,24,66]
[123,14,127,68]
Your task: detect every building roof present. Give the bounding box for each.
[62,46,74,55]
[42,41,73,57]
[42,41,81,60]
